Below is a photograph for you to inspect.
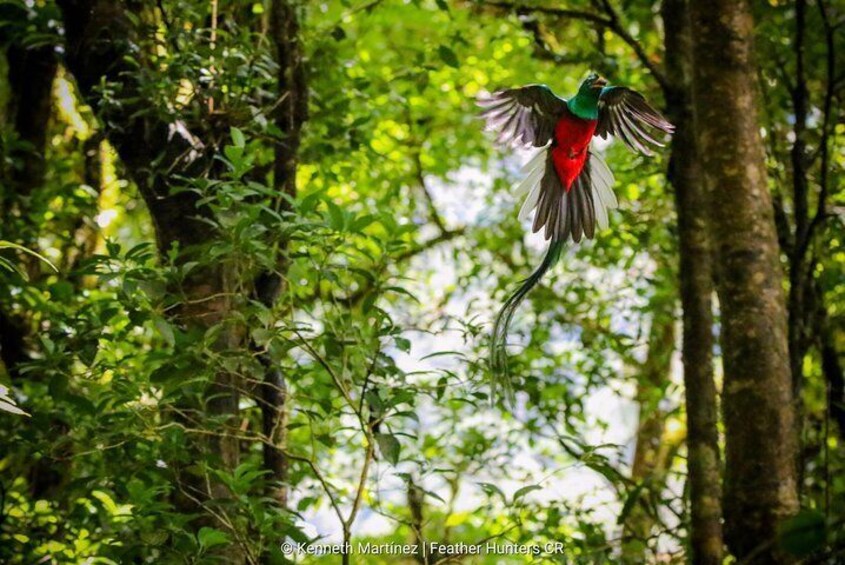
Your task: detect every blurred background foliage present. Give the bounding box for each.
[0,0,842,563]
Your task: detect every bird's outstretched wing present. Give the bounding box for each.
[596,87,674,156]
[477,85,568,148]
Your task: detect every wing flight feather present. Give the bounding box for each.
[478,85,568,148]
[596,87,674,156]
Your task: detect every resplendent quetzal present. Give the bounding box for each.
[478,73,673,401]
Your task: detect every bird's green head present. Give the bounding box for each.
[567,72,608,120]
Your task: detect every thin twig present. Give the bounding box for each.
[290,328,356,408]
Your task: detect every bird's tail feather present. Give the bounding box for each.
[490,239,564,405]
[489,149,617,405]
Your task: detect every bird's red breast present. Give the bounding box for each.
[551,111,597,192]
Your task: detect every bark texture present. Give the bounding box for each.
[4,42,56,207]
[661,0,723,563]
[689,0,799,561]
[57,0,214,254]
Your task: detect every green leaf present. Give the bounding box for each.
[0,240,58,272]
[153,317,176,347]
[298,188,327,214]
[393,410,419,422]
[384,286,419,303]
[436,376,448,401]
[224,145,244,165]
[365,389,384,411]
[141,530,169,546]
[0,256,20,276]
[350,213,377,232]
[41,335,55,355]
[375,433,401,465]
[477,482,505,501]
[326,200,346,231]
[198,527,231,550]
[778,509,826,557]
[230,127,246,148]
[617,483,646,525]
[437,45,459,68]
[421,488,446,504]
[91,490,120,515]
[512,484,542,503]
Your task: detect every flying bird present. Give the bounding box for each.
[478,73,673,402]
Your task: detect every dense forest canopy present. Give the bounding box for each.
[0,0,842,563]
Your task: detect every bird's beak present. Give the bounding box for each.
[594,76,608,88]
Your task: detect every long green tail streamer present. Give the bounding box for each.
[490,240,564,405]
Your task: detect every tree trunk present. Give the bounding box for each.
[689,0,799,562]
[57,1,245,560]
[4,42,57,209]
[256,0,308,511]
[0,36,57,377]
[661,1,723,563]
[1,21,61,500]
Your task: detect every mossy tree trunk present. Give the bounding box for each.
[57,1,307,561]
[689,0,799,561]
[1,17,61,499]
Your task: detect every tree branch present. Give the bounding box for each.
[481,0,670,93]
[592,0,670,93]
[483,0,611,26]
[805,0,837,245]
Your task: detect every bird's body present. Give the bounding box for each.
[551,109,597,191]
[478,73,674,403]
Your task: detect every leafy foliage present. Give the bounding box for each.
[0,0,842,563]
